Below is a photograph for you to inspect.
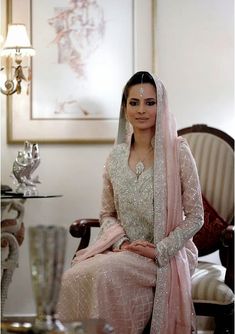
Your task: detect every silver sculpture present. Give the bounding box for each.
[12,141,40,195]
[28,225,67,333]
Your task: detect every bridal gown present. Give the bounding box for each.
[57,141,203,334]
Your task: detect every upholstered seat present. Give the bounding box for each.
[192,262,234,305]
[69,124,234,334]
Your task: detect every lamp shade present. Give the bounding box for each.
[1,24,35,56]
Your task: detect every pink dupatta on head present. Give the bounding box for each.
[117,74,197,333]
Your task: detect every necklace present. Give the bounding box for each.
[134,146,153,179]
[135,161,145,179]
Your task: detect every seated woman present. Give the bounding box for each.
[57,71,204,334]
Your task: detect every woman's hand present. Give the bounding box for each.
[119,240,156,260]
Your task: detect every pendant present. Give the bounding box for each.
[135,161,145,179]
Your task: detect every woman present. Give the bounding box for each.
[57,72,204,334]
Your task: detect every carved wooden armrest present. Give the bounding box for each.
[69,219,100,251]
[220,223,234,291]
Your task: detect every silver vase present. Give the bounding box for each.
[28,225,67,333]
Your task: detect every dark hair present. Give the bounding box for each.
[122,71,156,107]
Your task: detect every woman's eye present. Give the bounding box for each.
[146,101,156,106]
[129,100,138,106]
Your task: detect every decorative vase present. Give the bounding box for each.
[28,225,67,333]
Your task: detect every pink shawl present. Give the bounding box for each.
[117,74,197,333]
[151,76,197,333]
[71,223,125,265]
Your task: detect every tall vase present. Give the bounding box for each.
[28,225,67,333]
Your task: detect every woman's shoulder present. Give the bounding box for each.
[106,143,128,172]
[177,136,191,154]
[109,143,129,157]
[177,136,197,169]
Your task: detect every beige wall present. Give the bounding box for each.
[1,0,233,316]
[155,0,234,136]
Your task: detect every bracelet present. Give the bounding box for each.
[112,236,129,250]
[118,237,130,250]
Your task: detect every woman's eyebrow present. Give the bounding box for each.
[128,97,156,101]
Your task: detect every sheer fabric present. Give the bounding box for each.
[57,74,204,333]
[115,74,203,333]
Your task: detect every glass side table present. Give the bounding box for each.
[1,193,63,317]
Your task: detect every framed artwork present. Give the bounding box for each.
[7,0,154,143]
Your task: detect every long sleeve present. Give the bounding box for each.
[99,158,129,248]
[156,140,204,267]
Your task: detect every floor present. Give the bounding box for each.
[2,315,215,333]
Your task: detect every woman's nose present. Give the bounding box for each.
[137,103,145,113]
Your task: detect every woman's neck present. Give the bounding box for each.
[133,129,154,150]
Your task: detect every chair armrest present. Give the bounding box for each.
[220,224,234,291]
[69,218,100,252]
[221,224,234,247]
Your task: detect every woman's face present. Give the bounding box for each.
[125,83,157,131]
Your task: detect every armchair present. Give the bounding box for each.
[70,124,234,334]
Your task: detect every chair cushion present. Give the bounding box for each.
[193,195,228,256]
[192,261,234,305]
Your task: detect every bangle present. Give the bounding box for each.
[113,236,129,250]
[119,238,129,250]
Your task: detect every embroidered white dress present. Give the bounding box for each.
[57,140,203,334]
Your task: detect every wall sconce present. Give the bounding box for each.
[0,24,35,95]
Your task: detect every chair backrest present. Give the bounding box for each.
[178,124,234,224]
